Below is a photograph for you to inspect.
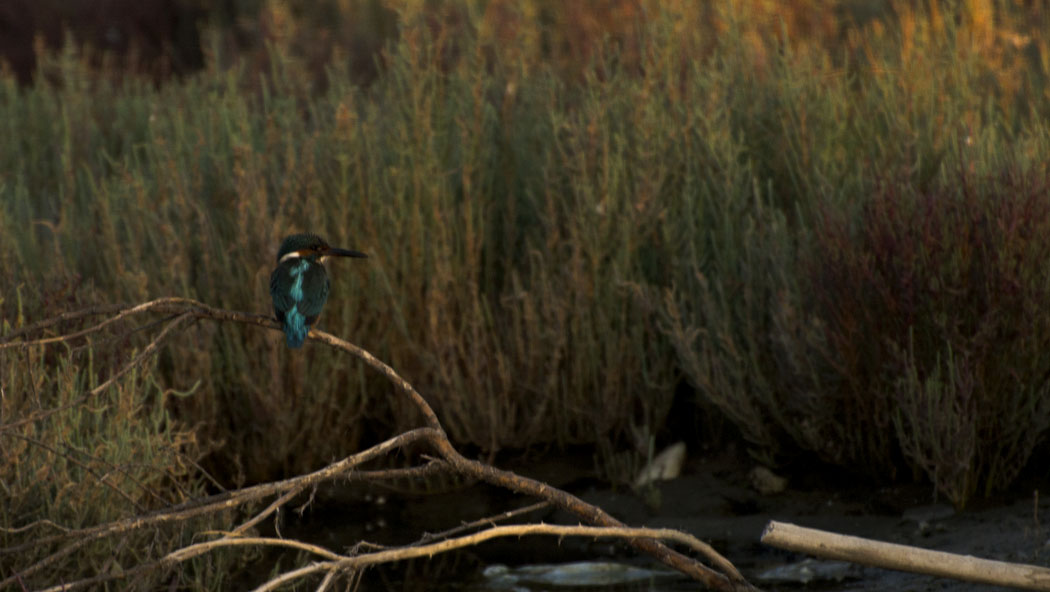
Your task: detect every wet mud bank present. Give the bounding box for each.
[246,449,1050,591]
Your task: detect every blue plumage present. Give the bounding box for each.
[269,234,366,349]
[282,260,312,347]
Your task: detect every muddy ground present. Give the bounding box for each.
[261,446,1050,591]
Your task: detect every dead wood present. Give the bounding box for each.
[1,297,758,591]
[762,520,1050,591]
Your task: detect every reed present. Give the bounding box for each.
[2,1,1049,523]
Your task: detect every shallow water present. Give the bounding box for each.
[245,449,1050,591]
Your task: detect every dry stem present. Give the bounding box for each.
[1,298,755,591]
[762,521,1050,591]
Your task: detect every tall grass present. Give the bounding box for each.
[2,0,1049,520]
[0,309,242,588]
[655,1,1050,506]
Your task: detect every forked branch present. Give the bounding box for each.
[1,298,757,592]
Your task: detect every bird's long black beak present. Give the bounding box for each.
[325,247,368,258]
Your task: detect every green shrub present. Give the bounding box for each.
[654,1,1050,506]
[2,0,1050,509]
[0,311,240,588]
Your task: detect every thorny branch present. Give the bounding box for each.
[0,297,757,591]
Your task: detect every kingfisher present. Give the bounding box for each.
[270,233,367,348]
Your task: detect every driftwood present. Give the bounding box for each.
[0,297,758,591]
[761,521,1050,591]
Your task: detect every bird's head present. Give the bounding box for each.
[276,233,367,264]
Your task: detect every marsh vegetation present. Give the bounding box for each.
[3,1,1050,588]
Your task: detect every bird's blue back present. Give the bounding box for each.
[269,258,331,348]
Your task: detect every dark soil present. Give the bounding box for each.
[256,447,1050,591]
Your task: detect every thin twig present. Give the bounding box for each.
[232,486,304,537]
[251,523,734,592]
[34,536,346,592]
[351,460,447,483]
[309,331,442,432]
[0,303,129,344]
[314,330,749,590]
[168,446,228,493]
[415,500,550,545]
[3,299,754,592]
[0,520,72,535]
[0,429,439,587]
[0,303,182,349]
[315,569,339,592]
[1,311,195,432]
[4,432,148,512]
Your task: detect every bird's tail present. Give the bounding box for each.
[283,307,309,348]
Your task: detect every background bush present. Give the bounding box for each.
[0,305,242,588]
[2,2,1050,545]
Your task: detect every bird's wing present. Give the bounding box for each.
[270,265,293,323]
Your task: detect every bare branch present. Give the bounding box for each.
[1,311,196,432]
[415,500,550,545]
[252,523,738,592]
[0,428,439,587]
[0,520,72,535]
[35,536,346,592]
[232,485,304,537]
[4,431,149,512]
[2,299,756,592]
[310,330,750,590]
[0,303,129,344]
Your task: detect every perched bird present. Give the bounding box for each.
[270,233,366,348]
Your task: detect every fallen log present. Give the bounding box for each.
[761,520,1050,591]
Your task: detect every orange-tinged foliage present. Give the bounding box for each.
[3,0,1050,524]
